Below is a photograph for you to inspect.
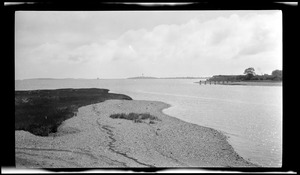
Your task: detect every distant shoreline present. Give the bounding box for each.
[194,81,282,86]
[16,77,210,81]
[224,81,282,86]
[127,76,209,79]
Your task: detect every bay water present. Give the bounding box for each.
[15,79,282,167]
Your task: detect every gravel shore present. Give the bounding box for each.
[15,100,258,168]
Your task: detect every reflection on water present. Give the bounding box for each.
[15,79,282,167]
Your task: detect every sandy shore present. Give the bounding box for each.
[15,100,257,168]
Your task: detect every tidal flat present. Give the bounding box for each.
[15,88,258,168]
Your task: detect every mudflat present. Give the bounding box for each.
[15,100,258,168]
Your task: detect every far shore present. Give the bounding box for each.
[221,81,282,86]
[195,80,282,86]
[15,99,259,168]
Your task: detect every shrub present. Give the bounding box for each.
[149,121,156,124]
[109,113,161,123]
[134,119,143,123]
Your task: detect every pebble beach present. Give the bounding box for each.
[15,99,258,168]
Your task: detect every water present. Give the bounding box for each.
[15,79,282,167]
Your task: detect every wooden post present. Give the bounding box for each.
[199,80,201,85]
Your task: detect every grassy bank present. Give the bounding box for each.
[15,88,132,136]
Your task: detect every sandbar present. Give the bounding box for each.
[15,100,258,168]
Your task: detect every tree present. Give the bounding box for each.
[272,70,282,77]
[244,67,256,80]
[271,70,282,80]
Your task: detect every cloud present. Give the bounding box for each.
[15,11,282,79]
[232,14,281,59]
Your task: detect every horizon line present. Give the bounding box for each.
[16,76,214,81]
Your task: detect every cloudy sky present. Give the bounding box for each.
[15,11,282,79]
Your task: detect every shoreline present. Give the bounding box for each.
[222,81,282,86]
[195,81,282,86]
[15,99,258,168]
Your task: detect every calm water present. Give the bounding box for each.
[15,79,282,167]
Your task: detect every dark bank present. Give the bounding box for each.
[15,88,132,136]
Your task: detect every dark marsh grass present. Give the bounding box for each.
[15,88,132,136]
[110,112,161,124]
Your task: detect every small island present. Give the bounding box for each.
[202,68,282,86]
[128,76,158,79]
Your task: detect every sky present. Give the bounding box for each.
[15,11,282,79]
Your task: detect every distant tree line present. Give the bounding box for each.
[208,68,282,81]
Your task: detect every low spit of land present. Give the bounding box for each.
[15,89,258,168]
[195,80,282,86]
